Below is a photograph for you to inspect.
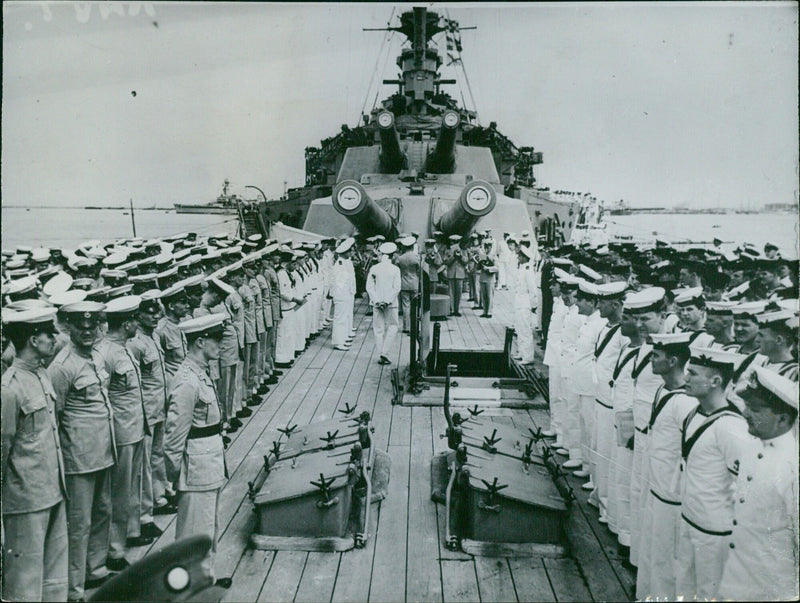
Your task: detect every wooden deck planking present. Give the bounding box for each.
[405,407,446,603]
[96,298,639,603]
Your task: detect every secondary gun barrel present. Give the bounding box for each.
[436,180,497,237]
[376,111,406,174]
[425,111,460,174]
[331,180,399,240]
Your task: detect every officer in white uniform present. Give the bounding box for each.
[558,274,585,468]
[676,347,751,600]
[719,367,798,601]
[331,239,356,351]
[512,245,539,364]
[366,242,401,365]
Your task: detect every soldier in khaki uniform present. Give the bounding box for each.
[155,285,190,386]
[127,292,173,524]
[2,307,68,601]
[163,313,229,578]
[95,295,150,568]
[48,301,116,601]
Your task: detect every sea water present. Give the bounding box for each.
[1,205,797,258]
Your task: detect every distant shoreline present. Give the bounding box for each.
[2,205,171,210]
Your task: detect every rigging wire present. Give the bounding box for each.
[444,8,480,125]
[371,29,398,114]
[357,7,396,126]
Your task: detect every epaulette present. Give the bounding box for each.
[1,366,16,387]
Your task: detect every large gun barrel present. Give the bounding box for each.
[377,111,407,174]
[436,180,497,237]
[425,111,460,174]
[332,180,399,240]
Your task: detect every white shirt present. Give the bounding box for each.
[680,407,750,533]
[366,258,401,307]
[645,385,696,501]
[593,322,627,403]
[719,431,799,601]
[558,304,583,367]
[330,257,355,299]
[633,343,664,431]
[543,298,566,367]
[573,311,607,395]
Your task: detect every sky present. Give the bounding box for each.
[2,2,798,209]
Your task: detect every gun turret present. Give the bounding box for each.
[425,111,460,174]
[436,180,497,237]
[332,180,399,240]
[377,111,407,174]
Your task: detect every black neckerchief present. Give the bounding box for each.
[681,402,741,460]
[610,345,640,388]
[648,383,687,430]
[594,323,621,359]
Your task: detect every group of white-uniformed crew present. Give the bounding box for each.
[2,230,799,602]
[0,232,356,602]
[537,241,798,602]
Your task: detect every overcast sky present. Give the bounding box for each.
[2,2,797,209]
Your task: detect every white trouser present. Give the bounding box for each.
[275,309,296,363]
[675,518,731,601]
[636,490,680,601]
[372,304,398,357]
[593,398,615,517]
[608,444,633,546]
[577,393,594,468]
[332,296,351,346]
[562,380,582,461]
[548,365,563,439]
[514,304,535,362]
[629,429,649,565]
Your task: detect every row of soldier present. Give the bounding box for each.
[0,232,351,602]
[534,241,798,602]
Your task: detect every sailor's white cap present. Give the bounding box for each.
[731,300,767,318]
[61,301,107,319]
[31,248,51,263]
[398,236,415,248]
[689,346,744,372]
[207,277,236,297]
[248,233,263,242]
[379,242,397,255]
[578,264,602,282]
[2,307,59,335]
[650,331,693,349]
[705,300,738,315]
[449,235,462,242]
[49,290,88,307]
[595,281,628,299]
[43,272,73,297]
[336,238,355,254]
[724,280,750,300]
[103,252,129,267]
[739,366,799,410]
[5,276,38,297]
[552,258,573,267]
[755,309,796,328]
[623,287,666,313]
[104,294,141,316]
[776,298,799,313]
[140,289,163,302]
[179,312,228,338]
[577,279,598,296]
[674,286,704,306]
[85,247,107,259]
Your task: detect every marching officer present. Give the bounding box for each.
[2,307,68,601]
[48,301,116,601]
[163,313,229,579]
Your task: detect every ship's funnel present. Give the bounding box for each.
[332,180,399,240]
[377,111,407,174]
[436,180,497,237]
[425,111,460,174]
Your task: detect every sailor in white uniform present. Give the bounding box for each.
[675,347,750,600]
[366,242,401,365]
[512,245,539,364]
[635,332,697,601]
[542,272,566,440]
[719,366,799,601]
[556,273,582,465]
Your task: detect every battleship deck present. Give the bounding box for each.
[94,298,635,602]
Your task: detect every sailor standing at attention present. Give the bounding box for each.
[155,284,189,386]
[163,314,229,579]
[444,235,467,316]
[675,347,750,600]
[331,238,356,351]
[48,301,116,601]
[2,308,68,602]
[512,245,539,364]
[366,242,402,365]
[719,367,799,601]
[395,236,420,334]
[635,332,696,601]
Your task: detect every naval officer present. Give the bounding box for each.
[48,301,116,600]
[2,307,68,602]
[719,366,799,601]
[163,313,229,576]
[366,242,402,365]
